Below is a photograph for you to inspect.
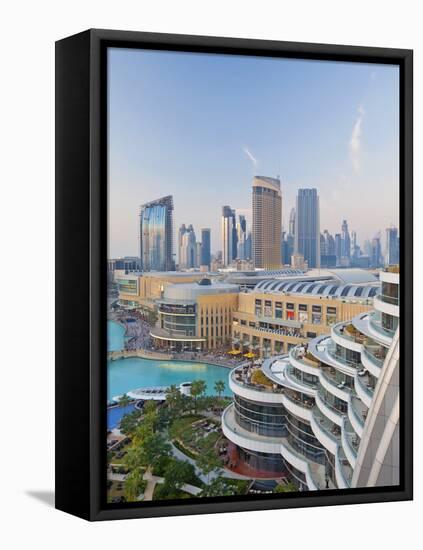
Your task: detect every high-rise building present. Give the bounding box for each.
[178,224,187,267]
[371,235,382,268]
[294,188,320,268]
[289,207,296,237]
[221,206,237,266]
[385,226,399,266]
[179,224,197,269]
[335,233,342,265]
[139,195,174,272]
[237,215,247,260]
[200,228,211,269]
[252,176,282,269]
[245,231,252,260]
[341,219,351,260]
[320,229,336,267]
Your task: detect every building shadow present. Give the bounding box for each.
[26,490,55,508]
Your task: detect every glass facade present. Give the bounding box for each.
[234,395,287,437]
[140,196,174,271]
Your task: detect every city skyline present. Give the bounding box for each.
[108,48,399,258]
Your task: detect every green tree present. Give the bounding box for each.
[119,410,142,436]
[274,482,297,493]
[118,393,131,410]
[196,445,221,483]
[124,467,146,501]
[190,380,207,412]
[200,477,235,497]
[214,380,225,400]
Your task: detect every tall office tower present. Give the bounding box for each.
[320,229,336,268]
[294,188,320,269]
[178,224,187,267]
[196,242,202,268]
[335,233,342,265]
[252,176,282,269]
[281,231,294,265]
[289,207,296,237]
[179,224,197,269]
[237,215,247,260]
[341,219,351,259]
[200,228,211,269]
[371,235,382,268]
[385,226,399,265]
[221,206,237,266]
[139,195,174,272]
[245,231,252,260]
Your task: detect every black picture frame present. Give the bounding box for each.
[55,28,413,521]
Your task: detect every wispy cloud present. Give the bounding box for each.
[243,146,258,171]
[350,105,365,172]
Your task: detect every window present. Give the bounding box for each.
[275,301,283,319]
[299,304,308,311]
[307,331,317,338]
[312,313,321,324]
[286,303,295,310]
[327,306,337,315]
[264,300,272,316]
[312,305,322,313]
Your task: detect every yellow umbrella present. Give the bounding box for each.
[228,349,241,355]
[243,352,256,358]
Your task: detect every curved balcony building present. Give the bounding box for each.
[222,267,400,490]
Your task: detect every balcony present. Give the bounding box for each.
[319,366,353,402]
[285,365,319,391]
[352,311,393,348]
[308,335,357,377]
[341,419,359,468]
[348,396,366,437]
[310,407,340,455]
[335,447,353,489]
[374,294,399,319]
[354,370,374,408]
[281,391,314,422]
[229,366,285,404]
[221,404,285,454]
[332,322,364,353]
[315,391,345,427]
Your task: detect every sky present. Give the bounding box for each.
[107,47,399,258]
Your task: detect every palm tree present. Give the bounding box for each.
[214,380,225,400]
[118,393,131,414]
[190,380,207,412]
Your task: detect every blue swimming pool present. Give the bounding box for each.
[107,321,232,401]
[107,403,137,430]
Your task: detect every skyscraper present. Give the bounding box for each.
[371,235,382,268]
[221,206,237,266]
[252,176,282,269]
[341,219,351,260]
[385,226,399,265]
[139,195,174,272]
[294,188,320,268]
[237,215,247,260]
[179,224,197,269]
[200,228,211,269]
[320,229,336,267]
[289,207,296,237]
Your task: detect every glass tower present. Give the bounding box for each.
[294,188,320,269]
[139,195,174,271]
[200,228,211,268]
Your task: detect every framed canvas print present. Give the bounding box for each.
[55,29,413,521]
